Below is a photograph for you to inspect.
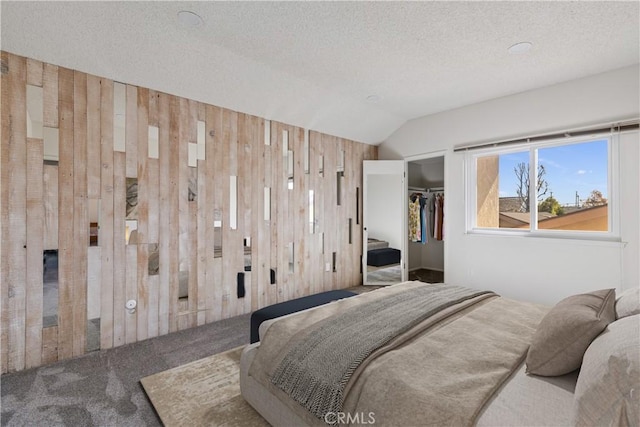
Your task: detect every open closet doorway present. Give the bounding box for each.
[407,152,445,284]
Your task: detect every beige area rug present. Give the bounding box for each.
[141,346,269,427]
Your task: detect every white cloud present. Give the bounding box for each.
[577,170,587,175]
[539,158,562,169]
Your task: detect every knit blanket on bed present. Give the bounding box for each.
[270,284,491,419]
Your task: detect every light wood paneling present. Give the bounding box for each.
[270,122,281,302]
[177,98,188,329]
[157,92,170,336]
[229,109,241,317]
[293,127,307,299]
[25,138,44,368]
[43,63,58,128]
[337,138,348,288]
[149,90,159,127]
[147,274,159,339]
[221,108,234,318]
[73,71,88,357]
[6,53,28,372]
[147,156,159,245]
[250,115,262,311]
[1,51,8,373]
[323,133,337,291]
[113,151,127,347]
[309,131,321,296]
[99,77,115,350]
[212,104,225,320]
[41,326,58,365]
[167,96,180,333]
[200,101,214,322]
[0,51,375,373]
[196,140,207,326]
[206,105,223,323]
[274,123,286,302]
[187,101,199,327]
[264,121,277,308]
[86,75,101,199]
[125,244,137,344]
[125,85,138,178]
[237,113,250,314]
[26,58,43,87]
[57,67,74,361]
[314,130,325,296]
[136,88,150,340]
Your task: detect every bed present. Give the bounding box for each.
[240,281,639,426]
[366,238,389,251]
[366,238,400,267]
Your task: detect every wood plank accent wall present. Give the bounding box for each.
[0,51,377,373]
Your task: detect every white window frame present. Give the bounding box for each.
[465,133,620,241]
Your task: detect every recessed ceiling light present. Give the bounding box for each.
[508,42,533,55]
[177,10,204,28]
[366,94,382,103]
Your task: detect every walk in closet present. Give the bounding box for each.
[407,156,445,279]
[362,156,445,286]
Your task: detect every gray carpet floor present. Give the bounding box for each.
[1,313,250,426]
[0,280,440,426]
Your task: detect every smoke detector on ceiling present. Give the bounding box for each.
[508,42,533,54]
[177,10,204,28]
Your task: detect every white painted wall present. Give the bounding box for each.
[421,238,444,272]
[379,65,640,305]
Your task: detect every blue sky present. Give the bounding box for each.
[498,139,608,206]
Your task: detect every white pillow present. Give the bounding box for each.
[572,314,640,427]
[615,287,640,319]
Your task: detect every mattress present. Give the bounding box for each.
[240,343,577,427]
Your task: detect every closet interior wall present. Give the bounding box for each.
[0,51,376,373]
[407,157,444,272]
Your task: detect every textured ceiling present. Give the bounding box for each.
[2,1,639,145]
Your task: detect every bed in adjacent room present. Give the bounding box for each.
[366,238,389,251]
[240,281,639,426]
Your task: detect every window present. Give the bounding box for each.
[468,136,616,238]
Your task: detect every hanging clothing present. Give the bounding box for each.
[434,194,444,241]
[408,197,422,242]
[419,196,428,244]
[427,193,436,240]
[409,192,444,244]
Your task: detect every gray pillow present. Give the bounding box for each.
[526,288,616,377]
[615,287,640,319]
[572,314,639,427]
